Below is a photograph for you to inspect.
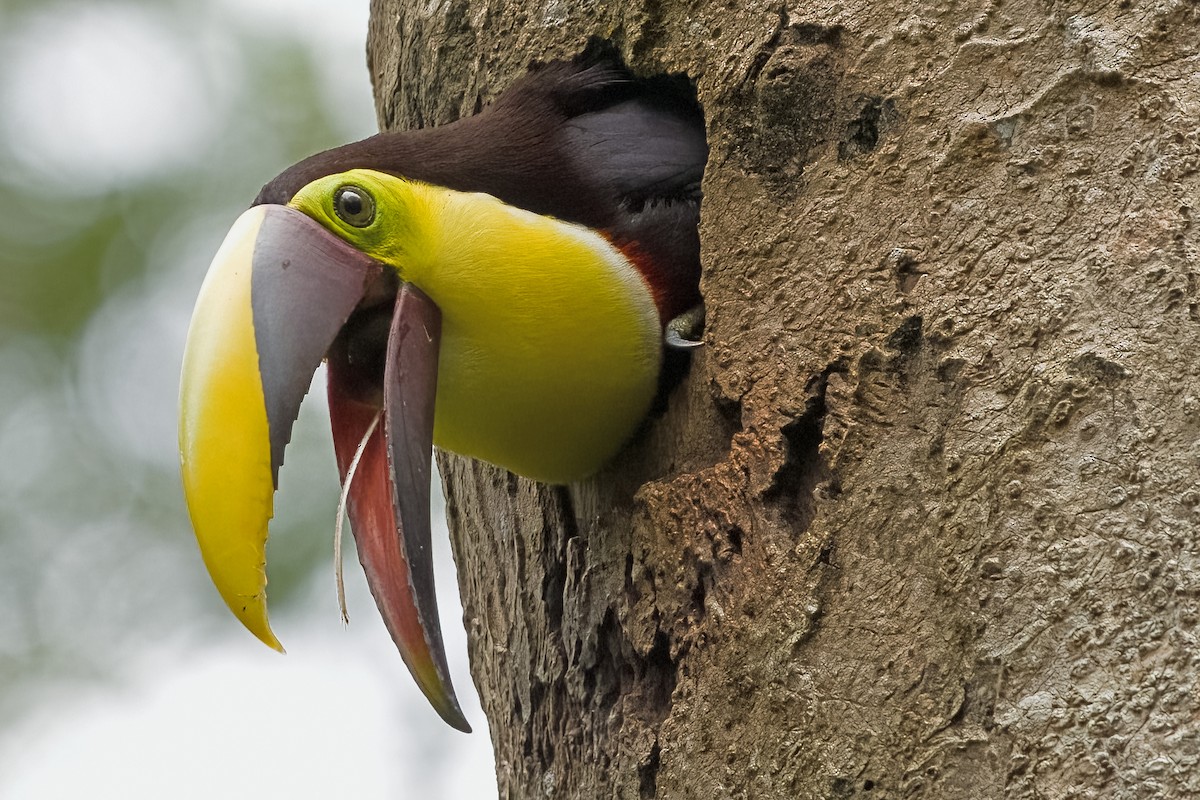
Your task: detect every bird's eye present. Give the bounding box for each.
[333,186,375,227]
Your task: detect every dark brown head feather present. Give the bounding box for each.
[254,51,707,322]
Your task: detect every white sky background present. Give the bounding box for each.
[0,1,497,796]
[1,561,496,799]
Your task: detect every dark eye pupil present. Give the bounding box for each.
[334,186,375,227]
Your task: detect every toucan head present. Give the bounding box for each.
[179,169,471,731]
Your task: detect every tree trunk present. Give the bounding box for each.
[368,1,1200,797]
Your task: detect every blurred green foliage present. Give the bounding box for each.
[0,0,375,724]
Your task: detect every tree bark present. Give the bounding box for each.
[368,1,1200,797]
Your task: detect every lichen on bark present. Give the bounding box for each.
[369,1,1200,797]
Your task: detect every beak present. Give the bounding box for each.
[179,205,470,731]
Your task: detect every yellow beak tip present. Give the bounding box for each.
[260,632,286,655]
[237,610,285,654]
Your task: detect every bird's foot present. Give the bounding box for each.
[664,303,705,349]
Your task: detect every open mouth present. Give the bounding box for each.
[327,272,401,407]
[179,204,470,731]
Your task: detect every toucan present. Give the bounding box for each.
[178,52,707,732]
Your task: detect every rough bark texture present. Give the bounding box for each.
[367,1,1199,797]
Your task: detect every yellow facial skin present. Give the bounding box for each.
[290,169,663,484]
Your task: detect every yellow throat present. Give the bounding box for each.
[291,169,663,483]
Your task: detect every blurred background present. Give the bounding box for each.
[0,0,496,795]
